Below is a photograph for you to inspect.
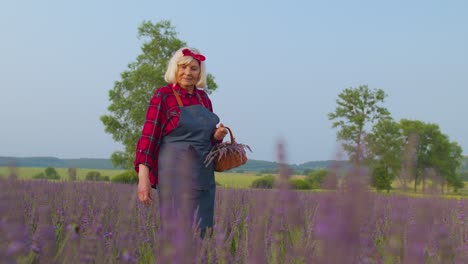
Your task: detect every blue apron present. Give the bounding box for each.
[157,88,219,230]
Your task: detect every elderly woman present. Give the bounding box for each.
[134,47,227,237]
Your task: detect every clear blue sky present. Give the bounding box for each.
[1,0,467,164]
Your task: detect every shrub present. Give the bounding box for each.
[305,169,328,189]
[85,171,110,181]
[370,165,393,192]
[111,170,138,184]
[33,168,60,180]
[86,171,102,181]
[45,167,60,179]
[43,167,60,180]
[289,178,312,190]
[251,175,275,189]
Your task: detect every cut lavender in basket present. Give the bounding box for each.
[204,142,252,166]
[204,126,252,171]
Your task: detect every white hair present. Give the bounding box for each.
[164,47,207,88]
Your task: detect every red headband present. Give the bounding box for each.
[182,48,206,62]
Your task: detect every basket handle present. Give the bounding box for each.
[224,126,236,144]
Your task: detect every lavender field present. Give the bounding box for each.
[1,173,468,264]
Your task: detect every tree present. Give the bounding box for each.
[85,171,102,181]
[430,133,464,192]
[101,20,218,169]
[399,119,464,192]
[305,169,328,189]
[459,171,468,181]
[328,85,390,164]
[365,119,404,192]
[289,178,312,190]
[251,175,275,189]
[34,167,60,180]
[111,170,139,184]
[399,120,435,192]
[44,167,60,180]
[370,164,394,192]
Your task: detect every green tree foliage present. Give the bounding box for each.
[86,171,101,181]
[84,171,110,181]
[111,170,138,184]
[45,167,60,179]
[251,175,275,189]
[370,163,394,192]
[289,178,312,190]
[305,169,328,189]
[462,156,468,171]
[365,119,404,192]
[460,171,468,181]
[101,20,218,169]
[328,85,390,163]
[102,176,110,181]
[399,119,464,192]
[431,136,464,192]
[33,167,61,180]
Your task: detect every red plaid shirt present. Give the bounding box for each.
[134,84,217,186]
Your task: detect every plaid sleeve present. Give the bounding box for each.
[134,89,165,172]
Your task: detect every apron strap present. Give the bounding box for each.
[171,84,206,108]
[171,85,184,107]
[195,91,206,108]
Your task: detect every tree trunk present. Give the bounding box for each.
[422,174,426,193]
[414,175,417,193]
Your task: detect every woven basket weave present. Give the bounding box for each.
[213,127,248,172]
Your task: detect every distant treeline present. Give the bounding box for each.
[0,157,118,170]
[1,156,467,174]
[0,156,348,173]
[236,159,352,174]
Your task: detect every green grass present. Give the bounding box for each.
[0,166,124,181]
[215,172,261,188]
[215,173,308,188]
[2,166,467,195]
[0,167,262,188]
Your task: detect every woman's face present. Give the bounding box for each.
[176,60,201,90]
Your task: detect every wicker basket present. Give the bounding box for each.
[206,127,249,172]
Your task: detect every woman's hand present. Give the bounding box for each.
[214,123,228,141]
[137,164,153,206]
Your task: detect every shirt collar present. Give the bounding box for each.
[173,83,197,97]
